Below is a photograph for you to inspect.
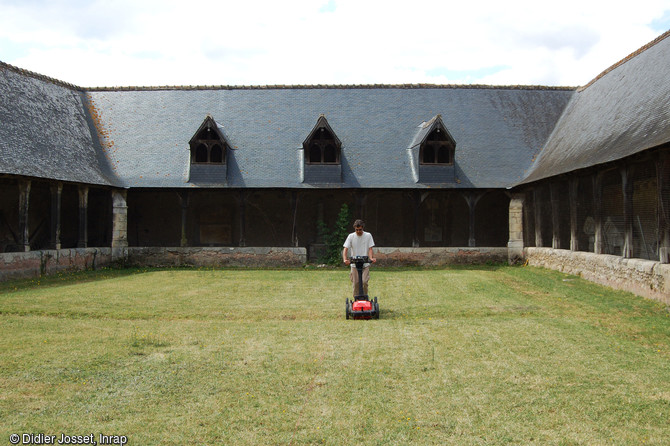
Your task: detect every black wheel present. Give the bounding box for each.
[345,298,350,320]
[374,301,380,319]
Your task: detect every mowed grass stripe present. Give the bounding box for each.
[1,266,669,445]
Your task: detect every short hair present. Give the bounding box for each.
[353,219,365,228]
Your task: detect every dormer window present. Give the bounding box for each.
[409,115,457,183]
[303,115,341,165]
[187,116,230,185]
[301,115,343,184]
[420,127,454,165]
[189,116,228,165]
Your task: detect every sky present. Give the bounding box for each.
[1,0,670,88]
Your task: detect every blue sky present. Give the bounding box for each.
[1,0,669,87]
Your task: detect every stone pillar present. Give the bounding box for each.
[592,173,603,254]
[507,193,525,264]
[111,190,128,259]
[658,152,670,263]
[18,180,31,252]
[550,182,561,249]
[178,191,189,247]
[621,166,634,258]
[77,185,89,248]
[569,177,578,251]
[50,182,63,250]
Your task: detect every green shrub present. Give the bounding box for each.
[317,203,352,265]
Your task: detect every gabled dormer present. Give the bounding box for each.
[409,115,457,183]
[302,115,342,184]
[188,115,230,185]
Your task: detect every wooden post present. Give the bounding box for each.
[238,190,246,247]
[466,192,482,248]
[533,187,543,248]
[50,182,63,250]
[77,185,89,248]
[550,182,561,249]
[592,172,603,254]
[355,191,366,221]
[658,151,670,263]
[569,177,578,251]
[178,191,189,247]
[18,180,31,252]
[291,191,299,247]
[412,191,421,248]
[621,166,634,258]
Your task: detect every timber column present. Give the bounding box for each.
[50,183,63,250]
[111,190,128,260]
[507,193,525,264]
[77,186,89,248]
[18,180,31,252]
[658,151,670,263]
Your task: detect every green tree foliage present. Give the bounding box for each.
[317,203,352,265]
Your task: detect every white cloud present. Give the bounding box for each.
[1,0,668,87]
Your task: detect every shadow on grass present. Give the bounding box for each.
[1,263,516,294]
[0,267,156,294]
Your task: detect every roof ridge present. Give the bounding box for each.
[1,59,576,92]
[0,60,82,91]
[85,83,575,92]
[579,28,670,92]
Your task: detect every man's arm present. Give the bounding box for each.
[343,247,350,265]
[368,246,376,263]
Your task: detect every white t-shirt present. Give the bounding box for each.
[343,231,375,267]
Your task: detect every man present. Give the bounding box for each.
[342,219,376,298]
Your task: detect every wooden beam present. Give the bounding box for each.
[533,187,543,248]
[77,185,89,248]
[50,182,62,250]
[569,177,578,251]
[621,166,634,258]
[592,173,603,254]
[550,182,561,249]
[177,190,189,247]
[18,180,31,252]
[658,151,670,263]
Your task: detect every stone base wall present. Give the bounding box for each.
[525,247,670,305]
[0,248,113,281]
[124,247,307,268]
[375,247,509,266]
[4,247,667,306]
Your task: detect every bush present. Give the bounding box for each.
[317,203,352,265]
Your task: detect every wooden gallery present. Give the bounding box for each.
[1,31,669,301]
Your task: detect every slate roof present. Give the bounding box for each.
[0,62,117,186]
[85,84,573,189]
[519,30,670,185]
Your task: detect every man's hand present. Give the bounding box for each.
[344,259,351,265]
[370,258,376,263]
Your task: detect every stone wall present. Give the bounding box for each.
[0,248,113,281]
[4,246,668,307]
[525,247,670,305]
[0,246,509,281]
[125,247,307,268]
[375,247,509,266]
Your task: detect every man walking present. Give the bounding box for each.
[342,219,376,297]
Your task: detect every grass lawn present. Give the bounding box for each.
[1,265,669,445]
